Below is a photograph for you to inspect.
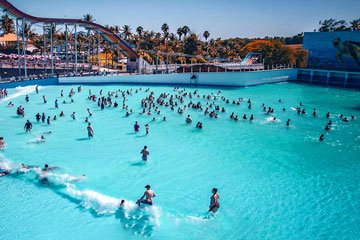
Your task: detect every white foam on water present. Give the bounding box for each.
[0,85,40,103]
[0,152,160,235]
[65,186,161,232]
[66,187,121,215]
[0,153,21,171]
[29,137,46,144]
[264,117,281,123]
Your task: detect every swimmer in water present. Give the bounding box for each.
[119,199,125,208]
[87,108,92,117]
[136,185,155,206]
[163,117,166,121]
[71,112,76,120]
[8,101,13,107]
[186,115,192,124]
[286,119,290,126]
[0,137,4,150]
[209,188,220,213]
[145,124,149,134]
[87,123,94,138]
[325,125,330,131]
[40,164,58,184]
[141,146,149,161]
[0,170,10,177]
[42,164,58,173]
[319,134,325,141]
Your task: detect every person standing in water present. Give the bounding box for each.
[141,146,149,161]
[145,124,149,134]
[24,120,32,132]
[136,185,155,206]
[55,99,58,108]
[134,122,140,132]
[209,188,220,213]
[186,115,192,124]
[87,123,94,138]
[35,85,39,94]
[0,137,5,150]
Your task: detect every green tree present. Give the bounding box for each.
[203,30,210,41]
[23,23,36,39]
[318,18,350,32]
[184,33,200,56]
[0,14,15,34]
[136,26,143,37]
[177,27,183,40]
[113,25,121,35]
[161,23,169,40]
[82,14,95,22]
[182,26,190,38]
[122,25,132,41]
[349,19,360,31]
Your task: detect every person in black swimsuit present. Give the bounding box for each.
[209,188,220,212]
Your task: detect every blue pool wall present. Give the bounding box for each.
[0,78,59,88]
[1,69,360,88]
[58,69,298,86]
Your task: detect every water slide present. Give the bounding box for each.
[0,0,139,59]
[240,53,261,65]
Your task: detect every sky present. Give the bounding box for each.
[5,0,360,39]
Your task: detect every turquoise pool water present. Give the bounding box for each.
[0,82,359,240]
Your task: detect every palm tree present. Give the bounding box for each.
[113,25,121,35]
[0,14,15,34]
[23,23,36,39]
[182,25,190,38]
[203,30,210,42]
[177,27,183,40]
[136,26,143,37]
[161,23,169,40]
[82,14,95,22]
[121,25,132,41]
[350,19,360,31]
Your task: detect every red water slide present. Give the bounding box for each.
[0,0,139,59]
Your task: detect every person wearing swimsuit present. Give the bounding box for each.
[136,185,155,206]
[209,188,220,213]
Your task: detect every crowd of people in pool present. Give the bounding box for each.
[1,84,358,214]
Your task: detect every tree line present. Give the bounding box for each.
[3,15,357,67]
